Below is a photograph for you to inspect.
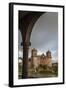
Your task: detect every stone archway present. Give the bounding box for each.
[19,11,45,78]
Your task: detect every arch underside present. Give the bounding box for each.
[19,11,45,44]
[19,11,46,78]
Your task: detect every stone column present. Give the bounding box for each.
[22,42,31,78]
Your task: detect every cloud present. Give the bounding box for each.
[18,50,23,57]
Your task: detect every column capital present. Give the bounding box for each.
[21,42,31,47]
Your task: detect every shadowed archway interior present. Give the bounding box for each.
[19,11,45,78]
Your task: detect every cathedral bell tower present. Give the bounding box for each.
[46,50,52,67]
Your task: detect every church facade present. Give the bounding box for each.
[31,48,52,69]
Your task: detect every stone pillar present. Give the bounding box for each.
[22,42,31,78]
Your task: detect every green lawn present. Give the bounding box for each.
[18,63,58,79]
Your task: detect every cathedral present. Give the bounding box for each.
[19,48,52,69]
[31,48,52,69]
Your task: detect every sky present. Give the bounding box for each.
[18,12,58,62]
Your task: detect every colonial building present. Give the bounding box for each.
[31,48,52,69]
